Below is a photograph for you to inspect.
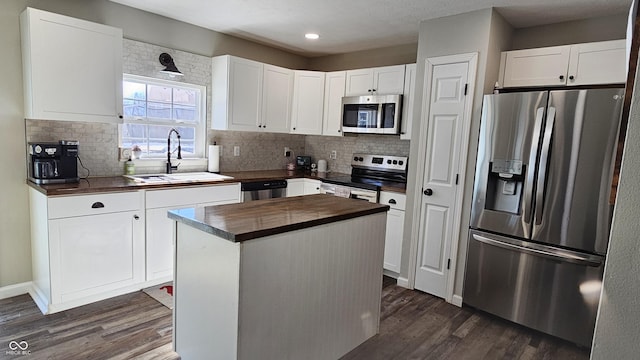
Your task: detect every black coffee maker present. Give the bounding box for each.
[28,140,80,184]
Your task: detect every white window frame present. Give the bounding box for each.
[120,74,207,161]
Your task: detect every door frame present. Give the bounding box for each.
[407,52,478,305]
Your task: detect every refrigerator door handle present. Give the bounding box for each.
[524,107,546,224]
[534,106,556,225]
[472,233,603,266]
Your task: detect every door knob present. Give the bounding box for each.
[423,188,433,196]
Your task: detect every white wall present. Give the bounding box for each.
[590,51,640,358]
[0,0,32,288]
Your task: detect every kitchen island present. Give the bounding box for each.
[168,194,389,360]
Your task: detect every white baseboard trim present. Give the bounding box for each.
[0,282,32,300]
[451,294,463,307]
[396,276,410,289]
[29,285,49,314]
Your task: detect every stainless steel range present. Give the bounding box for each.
[320,153,408,203]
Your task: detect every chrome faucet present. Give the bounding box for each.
[166,128,182,174]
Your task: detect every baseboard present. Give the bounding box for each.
[29,285,49,314]
[0,282,32,300]
[396,276,410,288]
[451,294,463,307]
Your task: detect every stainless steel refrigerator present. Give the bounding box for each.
[464,88,624,347]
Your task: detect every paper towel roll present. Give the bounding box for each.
[208,145,220,173]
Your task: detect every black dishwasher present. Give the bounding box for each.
[241,180,287,202]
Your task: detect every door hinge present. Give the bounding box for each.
[455,174,459,185]
[464,83,468,96]
[447,258,451,270]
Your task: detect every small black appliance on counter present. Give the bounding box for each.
[28,140,79,184]
[296,155,312,171]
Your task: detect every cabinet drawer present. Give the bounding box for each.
[146,183,241,209]
[379,191,406,210]
[48,191,142,219]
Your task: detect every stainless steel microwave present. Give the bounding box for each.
[341,94,402,134]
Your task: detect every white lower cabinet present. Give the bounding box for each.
[145,183,241,282]
[303,179,322,194]
[286,179,305,196]
[287,178,321,196]
[29,188,145,314]
[379,191,406,274]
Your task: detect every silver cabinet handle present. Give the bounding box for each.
[472,233,603,267]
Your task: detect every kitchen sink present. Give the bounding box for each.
[124,172,234,184]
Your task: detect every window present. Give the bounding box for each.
[121,74,206,159]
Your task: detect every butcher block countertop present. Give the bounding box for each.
[168,194,390,242]
[27,169,406,196]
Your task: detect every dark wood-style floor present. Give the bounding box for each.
[0,277,589,360]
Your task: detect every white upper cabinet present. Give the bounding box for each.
[499,40,626,88]
[212,56,293,133]
[567,40,627,86]
[345,65,406,96]
[322,71,346,137]
[261,64,294,133]
[20,7,123,123]
[212,56,263,132]
[400,63,416,141]
[291,70,325,135]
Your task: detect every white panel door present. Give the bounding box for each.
[229,57,263,131]
[262,64,293,133]
[414,60,473,298]
[291,71,325,135]
[322,71,346,136]
[373,65,406,95]
[567,40,627,85]
[49,211,144,303]
[502,45,571,87]
[345,69,374,96]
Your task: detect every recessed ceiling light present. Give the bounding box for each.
[305,33,319,40]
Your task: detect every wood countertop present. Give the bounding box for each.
[28,169,406,196]
[168,194,390,242]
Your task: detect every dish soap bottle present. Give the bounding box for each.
[125,157,135,175]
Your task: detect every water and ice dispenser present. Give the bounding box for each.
[484,159,524,215]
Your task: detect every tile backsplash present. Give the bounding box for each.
[25,39,412,177]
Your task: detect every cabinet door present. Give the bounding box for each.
[383,208,404,273]
[567,40,626,86]
[291,71,325,135]
[345,69,375,96]
[228,57,263,131]
[146,207,176,281]
[401,64,416,140]
[21,7,123,123]
[49,210,144,303]
[502,46,571,87]
[303,180,322,195]
[373,65,406,94]
[323,71,346,137]
[286,179,305,197]
[262,64,293,133]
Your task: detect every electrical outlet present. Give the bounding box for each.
[284,147,291,157]
[330,150,337,159]
[233,146,240,157]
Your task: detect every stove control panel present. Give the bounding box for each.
[351,153,408,172]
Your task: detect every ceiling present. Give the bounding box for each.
[109,0,632,57]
